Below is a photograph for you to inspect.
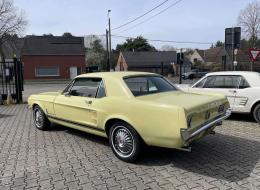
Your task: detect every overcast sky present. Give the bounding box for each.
[15,0,253,49]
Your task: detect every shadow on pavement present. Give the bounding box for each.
[138,133,260,182]
[46,123,68,131]
[44,123,259,182]
[0,114,14,118]
[228,113,256,123]
[51,124,110,147]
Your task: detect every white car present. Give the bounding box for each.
[184,71,260,123]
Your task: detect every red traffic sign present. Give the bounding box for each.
[249,48,260,61]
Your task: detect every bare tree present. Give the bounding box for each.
[84,35,105,49]
[86,38,106,70]
[238,1,260,45]
[0,0,27,58]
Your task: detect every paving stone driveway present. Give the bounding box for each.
[0,105,260,190]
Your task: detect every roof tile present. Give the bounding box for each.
[22,36,85,55]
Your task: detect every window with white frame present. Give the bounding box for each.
[35,67,60,77]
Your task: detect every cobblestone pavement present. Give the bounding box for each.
[0,105,260,190]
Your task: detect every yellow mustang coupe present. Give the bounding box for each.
[28,72,231,162]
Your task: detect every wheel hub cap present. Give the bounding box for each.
[35,110,43,127]
[113,127,134,156]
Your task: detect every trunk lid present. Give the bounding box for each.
[136,91,226,110]
[137,91,229,130]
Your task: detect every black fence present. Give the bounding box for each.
[0,58,23,104]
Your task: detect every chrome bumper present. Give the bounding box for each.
[181,109,231,144]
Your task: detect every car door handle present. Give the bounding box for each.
[228,90,237,93]
[85,100,92,105]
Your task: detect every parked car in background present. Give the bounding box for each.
[28,72,231,162]
[184,71,260,123]
[182,69,208,80]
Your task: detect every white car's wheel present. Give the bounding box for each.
[33,105,50,130]
[253,104,260,124]
[109,122,142,162]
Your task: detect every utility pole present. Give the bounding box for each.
[179,49,182,84]
[161,62,164,75]
[178,48,183,84]
[231,27,235,71]
[105,29,110,71]
[234,48,238,71]
[108,10,112,71]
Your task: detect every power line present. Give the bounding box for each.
[87,34,213,45]
[112,0,170,31]
[112,34,213,45]
[114,0,183,34]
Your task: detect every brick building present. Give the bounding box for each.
[21,36,85,80]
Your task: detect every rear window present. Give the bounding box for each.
[124,76,177,96]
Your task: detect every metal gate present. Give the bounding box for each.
[0,58,23,104]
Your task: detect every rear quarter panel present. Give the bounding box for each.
[235,87,260,113]
[96,97,186,149]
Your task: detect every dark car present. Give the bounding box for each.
[182,69,208,80]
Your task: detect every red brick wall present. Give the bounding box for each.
[22,55,85,80]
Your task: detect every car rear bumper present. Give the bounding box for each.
[180,109,231,145]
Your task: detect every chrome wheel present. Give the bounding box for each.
[256,107,260,123]
[253,104,260,124]
[111,126,134,158]
[33,105,50,130]
[34,109,43,128]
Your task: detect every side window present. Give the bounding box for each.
[69,78,101,97]
[203,76,216,88]
[239,77,250,89]
[202,75,239,89]
[96,80,106,98]
[223,76,240,88]
[213,76,225,88]
[194,77,207,88]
